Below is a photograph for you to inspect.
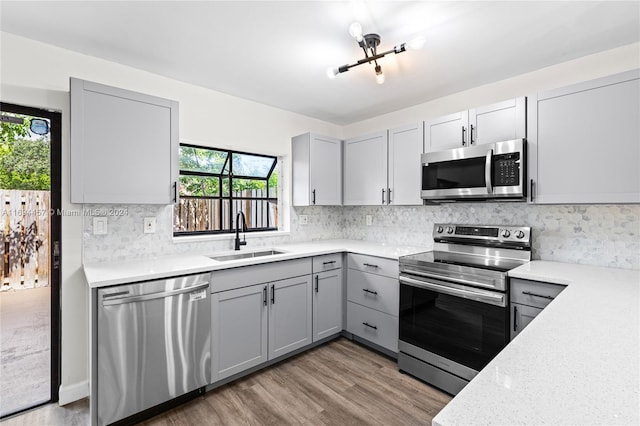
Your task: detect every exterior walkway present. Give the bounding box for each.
[0,287,50,417]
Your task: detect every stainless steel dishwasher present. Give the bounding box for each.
[97,273,211,425]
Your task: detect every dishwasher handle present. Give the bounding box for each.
[102,282,209,306]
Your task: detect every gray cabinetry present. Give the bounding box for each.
[528,69,640,204]
[210,259,312,382]
[346,254,399,353]
[70,78,178,204]
[312,254,343,342]
[344,125,423,206]
[424,97,526,151]
[292,133,342,206]
[510,278,566,339]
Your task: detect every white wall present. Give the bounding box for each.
[343,43,640,137]
[0,31,342,403]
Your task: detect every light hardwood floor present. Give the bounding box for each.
[1,338,451,425]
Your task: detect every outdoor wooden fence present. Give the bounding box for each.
[175,189,277,233]
[0,190,49,290]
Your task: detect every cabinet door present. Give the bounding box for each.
[510,303,542,340]
[312,270,343,342]
[211,284,268,382]
[424,111,468,151]
[531,70,640,204]
[310,135,342,205]
[268,275,312,359]
[70,78,178,204]
[388,123,423,205]
[344,131,388,205]
[469,97,526,145]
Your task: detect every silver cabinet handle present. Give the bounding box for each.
[102,283,209,306]
[522,291,554,300]
[485,148,493,194]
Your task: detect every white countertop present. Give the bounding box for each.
[83,239,428,288]
[433,261,640,426]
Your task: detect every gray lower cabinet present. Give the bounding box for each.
[510,277,566,339]
[268,275,313,359]
[313,268,343,342]
[346,254,399,353]
[210,259,313,383]
[211,283,268,381]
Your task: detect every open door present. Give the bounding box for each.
[0,102,61,417]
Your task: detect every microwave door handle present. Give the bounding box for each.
[485,148,493,194]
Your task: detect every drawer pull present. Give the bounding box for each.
[521,291,554,300]
[363,263,379,268]
[363,322,378,330]
[322,260,336,265]
[362,288,378,296]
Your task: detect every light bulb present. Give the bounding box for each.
[407,37,426,50]
[326,67,339,79]
[349,22,363,40]
[375,65,385,85]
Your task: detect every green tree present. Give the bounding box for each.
[0,114,50,190]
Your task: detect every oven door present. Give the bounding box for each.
[399,274,509,374]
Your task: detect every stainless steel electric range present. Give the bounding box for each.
[398,224,532,395]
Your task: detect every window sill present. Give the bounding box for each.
[173,230,291,244]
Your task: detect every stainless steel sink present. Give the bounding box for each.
[210,249,286,262]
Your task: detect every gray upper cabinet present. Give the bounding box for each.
[344,124,423,206]
[388,123,424,205]
[70,78,178,204]
[292,133,342,206]
[528,69,640,204]
[344,130,388,205]
[424,97,526,151]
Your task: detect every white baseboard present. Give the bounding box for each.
[58,380,89,406]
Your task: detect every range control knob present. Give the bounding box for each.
[447,226,454,234]
[515,230,525,239]
[501,230,511,238]
[436,226,444,234]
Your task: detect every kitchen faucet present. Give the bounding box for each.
[234,211,247,250]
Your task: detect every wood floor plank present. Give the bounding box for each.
[3,338,451,425]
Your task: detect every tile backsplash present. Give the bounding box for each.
[83,203,639,270]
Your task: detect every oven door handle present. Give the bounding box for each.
[399,275,506,307]
[401,267,501,291]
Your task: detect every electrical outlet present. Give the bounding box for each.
[93,217,107,235]
[144,217,156,234]
[366,215,373,226]
[299,215,308,225]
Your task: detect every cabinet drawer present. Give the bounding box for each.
[212,258,312,293]
[347,302,398,353]
[510,278,565,309]
[511,303,543,340]
[347,269,398,316]
[312,253,343,272]
[347,254,398,279]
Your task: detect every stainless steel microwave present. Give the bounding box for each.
[421,139,526,202]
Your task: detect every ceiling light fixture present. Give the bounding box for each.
[328,22,424,84]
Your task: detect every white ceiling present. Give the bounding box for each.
[1,1,639,125]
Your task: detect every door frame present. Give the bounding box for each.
[0,102,62,407]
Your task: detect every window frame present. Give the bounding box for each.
[174,143,279,236]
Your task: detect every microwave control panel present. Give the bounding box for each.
[493,153,520,186]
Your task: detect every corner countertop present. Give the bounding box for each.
[433,261,640,426]
[83,239,429,288]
